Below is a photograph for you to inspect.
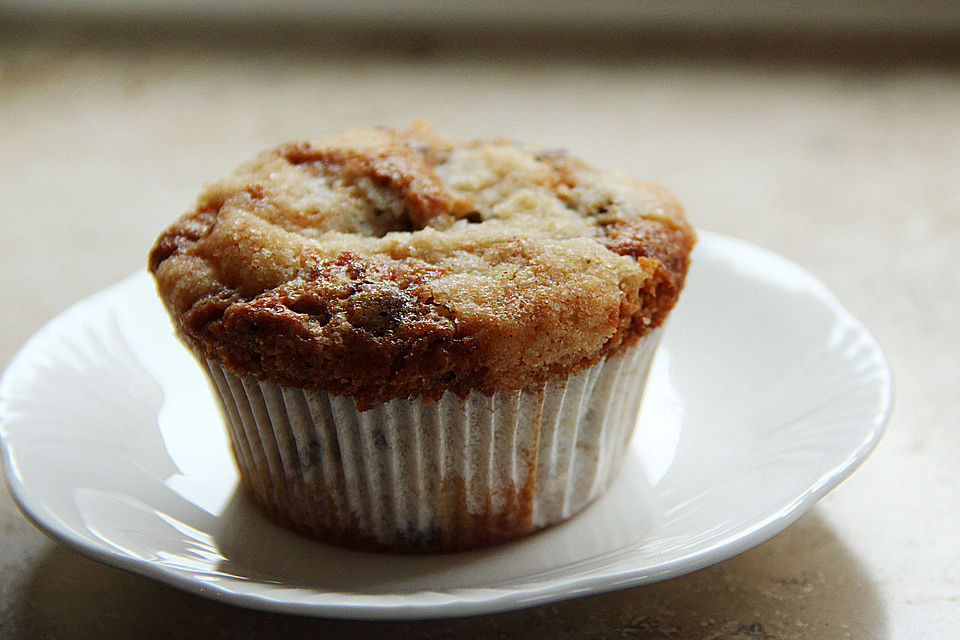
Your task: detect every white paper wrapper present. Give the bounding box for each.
[202,328,662,552]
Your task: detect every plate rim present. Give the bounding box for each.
[0,231,893,620]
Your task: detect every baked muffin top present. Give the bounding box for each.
[149,125,695,407]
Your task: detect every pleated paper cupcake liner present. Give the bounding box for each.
[202,327,662,553]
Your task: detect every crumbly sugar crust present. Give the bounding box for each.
[149,125,695,408]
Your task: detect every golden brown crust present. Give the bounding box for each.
[149,125,695,408]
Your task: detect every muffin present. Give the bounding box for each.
[149,124,695,552]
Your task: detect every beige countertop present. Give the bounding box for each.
[1,18,959,639]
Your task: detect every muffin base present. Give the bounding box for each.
[203,329,662,553]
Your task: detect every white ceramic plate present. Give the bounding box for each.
[0,232,891,620]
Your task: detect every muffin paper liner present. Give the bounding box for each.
[203,328,662,552]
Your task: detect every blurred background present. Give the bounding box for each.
[1,2,959,639]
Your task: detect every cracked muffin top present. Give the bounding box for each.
[149,125,695,407]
